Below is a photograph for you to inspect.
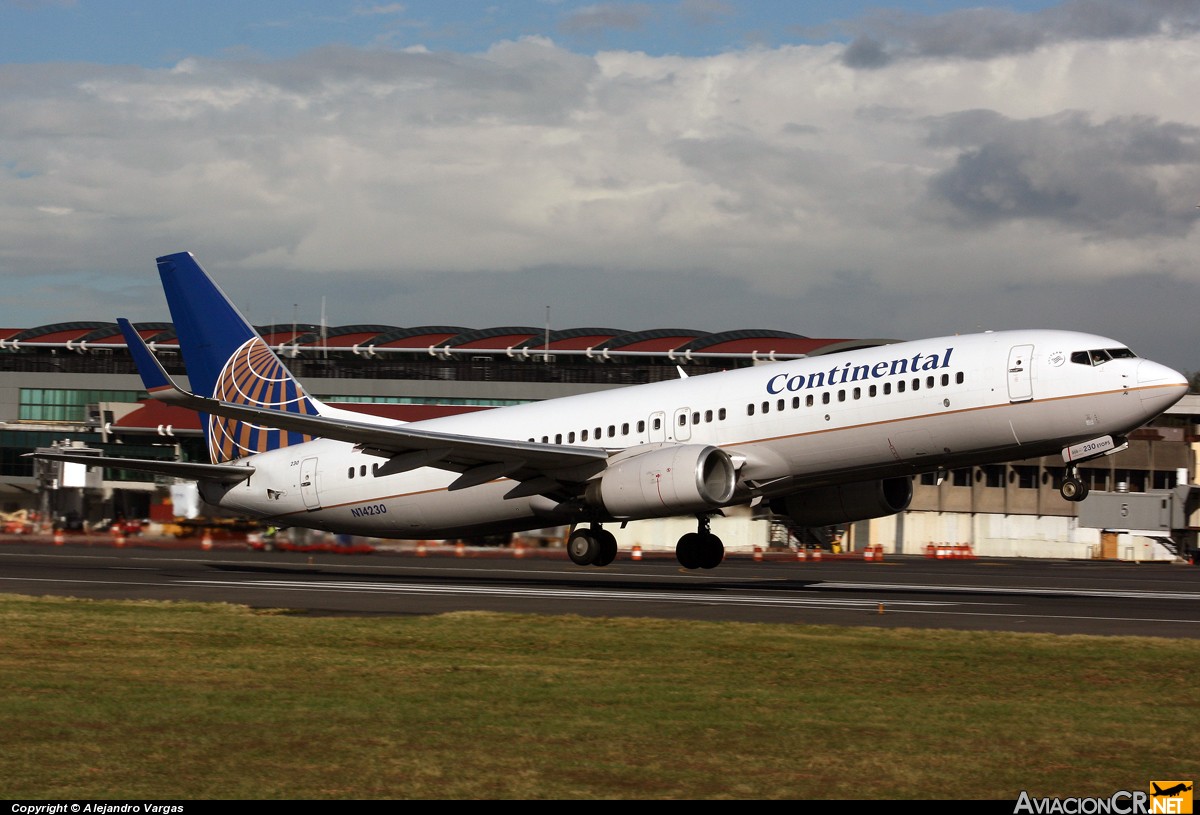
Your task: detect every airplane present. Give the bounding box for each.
[1152,783,1193,797]
[31,252,1189,570]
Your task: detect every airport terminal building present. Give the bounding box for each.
[2,319,1196,560]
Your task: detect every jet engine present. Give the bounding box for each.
[774,476,913,527]
[585,444,736,519]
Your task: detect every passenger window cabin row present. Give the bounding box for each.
[522,370,967,448]
[526,408,731,446]
[347,368,969,478]
[747,371,965,416]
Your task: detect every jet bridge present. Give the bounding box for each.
[1077,485,1200,561]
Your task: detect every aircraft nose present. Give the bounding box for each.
[1137,361,1189,409]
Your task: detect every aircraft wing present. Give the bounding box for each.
[27,451,255,484]
[116,319,610,490]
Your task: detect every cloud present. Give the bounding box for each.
[354,4,407,16]
[1,24,1200,372]
[558,3,655,37]
[678,0,734,27]
[7,0,77,9]
[839,0,1200,67]
[925,110,1200,237]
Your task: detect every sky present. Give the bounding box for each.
[2,0,1199,373]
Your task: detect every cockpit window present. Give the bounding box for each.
[1070,348,1137,366]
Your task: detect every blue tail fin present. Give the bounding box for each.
[155,252,321,463]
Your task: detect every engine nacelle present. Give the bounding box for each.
[775,476,913,527]
[586,444,736,519]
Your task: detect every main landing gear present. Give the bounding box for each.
[1059,465,1089,502]
[566,516,726,570]
[567,525,618,567]
[675,515,724,570]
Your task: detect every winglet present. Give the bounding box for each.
[117,318,194,403]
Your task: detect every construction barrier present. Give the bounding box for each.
[631,545,642,561]
[925,542,976,559]
[753,546,763,562]
[863,545,883,562]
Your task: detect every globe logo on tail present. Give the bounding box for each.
[208,337,318,463]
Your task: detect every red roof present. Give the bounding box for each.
[323,332,385,348]
[377,332,461,348]
[111,400,201,432]
[19,328,94,344]
[4,320,877,358]
[696,338,832,355]
[544,334,621,351]
[452,333,538,350]
[607,335,699,352]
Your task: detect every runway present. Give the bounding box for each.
[2,541,1199,637]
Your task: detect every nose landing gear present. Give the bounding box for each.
[1059,466,1090,502]
[1059,435,1127,502]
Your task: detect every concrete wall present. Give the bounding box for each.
[602,508,1178,562]
[871,510,1176,561]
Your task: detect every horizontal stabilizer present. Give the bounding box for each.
[27,451,254,484]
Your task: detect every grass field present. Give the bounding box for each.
[1,593,1197,799]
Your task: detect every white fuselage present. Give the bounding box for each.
[199,329,1187,538]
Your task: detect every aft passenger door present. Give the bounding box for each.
[300,457,321,510]
[1007,344,1034,403]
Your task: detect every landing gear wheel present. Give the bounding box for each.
[697,533,724,570]
[568,527,618,566]
[1060,478,1089,502]
[567,529,600,566]
[676,532,702,570]
[593,529,618,567]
